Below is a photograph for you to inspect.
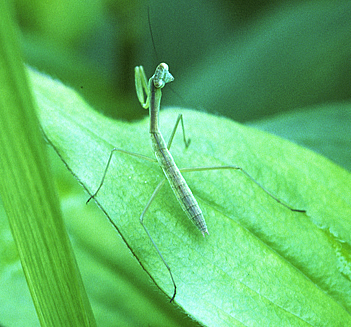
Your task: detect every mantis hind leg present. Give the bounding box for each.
[140,178,177,302]
[179,166,306,213]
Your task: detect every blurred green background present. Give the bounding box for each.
[16,0,351,170]
[16,0,351,122]
[1,0,351,326]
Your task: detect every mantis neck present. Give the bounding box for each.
[149,79,162,134]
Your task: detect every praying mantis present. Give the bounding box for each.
[87,63,305,302]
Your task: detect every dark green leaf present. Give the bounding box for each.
[249,103,351,171]
[174,2,351,122]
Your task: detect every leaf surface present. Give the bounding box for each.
[31,67,351,326]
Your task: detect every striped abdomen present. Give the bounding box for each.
[151,132,208,236]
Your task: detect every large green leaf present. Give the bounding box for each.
[31,67,351,326]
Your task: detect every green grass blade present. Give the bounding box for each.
[0,3,96,326]
[31,66,351,326]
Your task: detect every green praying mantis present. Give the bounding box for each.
[87,63,305,302]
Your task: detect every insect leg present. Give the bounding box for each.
[179,166,306,213]
[135,65,151,109]
[167,114,191,150]
[140,178,177,302]
[87,148,156,204]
